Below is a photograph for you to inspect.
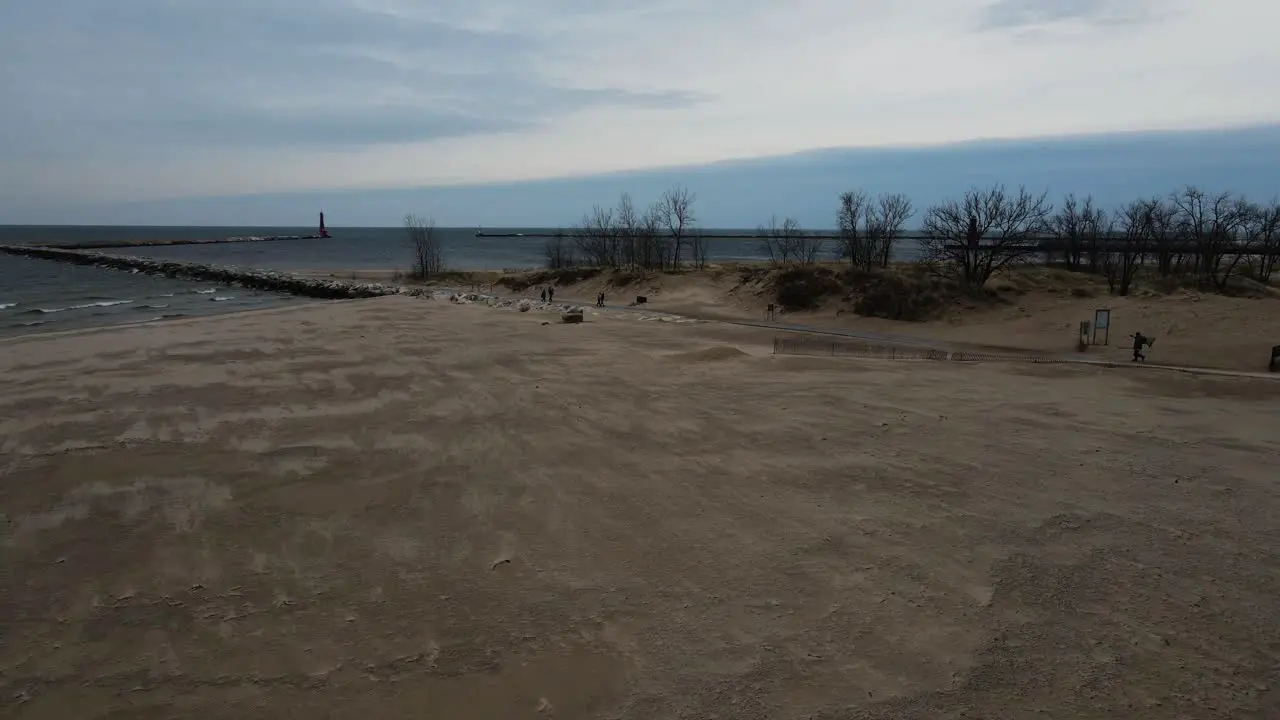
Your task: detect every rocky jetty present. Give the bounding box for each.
[0,245,429,299]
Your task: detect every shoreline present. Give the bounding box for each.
[6,246,1278,374]
[0,298,337,345]
[5,273,1277,382]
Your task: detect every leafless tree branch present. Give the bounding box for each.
[404,213,445,279]
[920,185,1053,287]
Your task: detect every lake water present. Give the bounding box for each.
[0,252,311,337]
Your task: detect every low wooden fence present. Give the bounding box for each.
[771,335,1059,364]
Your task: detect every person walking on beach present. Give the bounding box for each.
[548,286,555,303]
[1130,331,1153,362]
[540,288,546,302]
[596,292,605,308]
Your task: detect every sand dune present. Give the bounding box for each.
[479,265,1280,372]
[2,296,1279,719]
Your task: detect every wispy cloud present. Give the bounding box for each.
[1,0,1278,215]
[0,0,705,153]
[975,0,1163,31]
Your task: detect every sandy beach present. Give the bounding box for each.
[3,294,1280,719]
[307,264,1280,372]
[490,265,1280,373]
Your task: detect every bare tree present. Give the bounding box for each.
[1237,202,1264,274]
[1081,199,1108,272]
[1248,199,1280,283]
[1170,187,1253,290]
[759,216,807,265]
[565,187,696,272]
[641,201,670,270]
[921,185,1053,287]
[866,193,914,268]
[575,205,615,266]
[404,213,445,279]
[837,190,870,269]
[1143,196,1178,277]
[839,190,914,270]
[1103,200,1150,296]
[796,223,825,265]
[759,216,787,266]
[614,193,639,269]
[658,186,697,269]
[1214,197,1258,291]
[1050,194,1082,269]
[1051,194,1107,272]
[543,230,576,269]
[689,229,710,269]
[1169,186,1211,278]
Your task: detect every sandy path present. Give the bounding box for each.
[2,297,1279,718]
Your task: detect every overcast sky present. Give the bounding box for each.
[3,0,1279,221]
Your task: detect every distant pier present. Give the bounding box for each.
[32,234,325,251]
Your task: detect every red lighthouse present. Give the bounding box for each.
[318,212,330,238]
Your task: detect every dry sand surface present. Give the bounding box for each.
[501,267,1280,372]
[3,297,1280,719]
[851,290,1280,372]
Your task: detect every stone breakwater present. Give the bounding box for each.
[0,245,430,300]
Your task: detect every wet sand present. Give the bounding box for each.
[2,297,1279,719]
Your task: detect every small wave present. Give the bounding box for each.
[194,289,216,294]
[15,320,45,327]
[0,302,16,310]
[210,296,236,302]
[81,299,133,309]
[22,299,132,314]
[152,293,175,298]
[136,303,170,310]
